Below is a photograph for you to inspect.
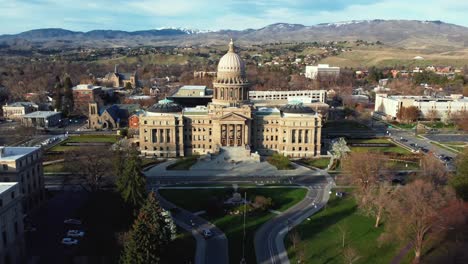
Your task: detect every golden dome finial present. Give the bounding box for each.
[228,38,234,53]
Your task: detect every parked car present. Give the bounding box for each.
[202,229,212,238]
[64,219,82,225]
[67,230,85,237]
[399,138,408,142]
[61,238,79,245]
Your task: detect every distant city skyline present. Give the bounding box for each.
[1,0,468,34]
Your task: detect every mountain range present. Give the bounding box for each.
[1,20,467,50]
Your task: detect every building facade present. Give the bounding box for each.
[72,84,103,114]
[101,65,138,88]
[305,64,340,80]
[139,40,322,158]
[88,103,139,130]
[249,90,327,103]
[374,94,468,120]
[22,111,61,128]
[0,183,25,264]
[0,147,44,212]
[2,102,38,120]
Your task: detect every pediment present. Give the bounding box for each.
[219,112,249,122]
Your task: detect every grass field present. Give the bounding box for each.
[319,46,468,68]
[267,154,294,170]
[349,145,411,154]
[286,193,405,264]
[160,187,307,263]
[43,162,66,173]
[48,135,119,152]
[166,156,198,170]
[301,158,331,169]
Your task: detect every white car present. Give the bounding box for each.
[67,230,85,237]
[202,229,212,238]
[62,238,79,245]
[64,219,82,225]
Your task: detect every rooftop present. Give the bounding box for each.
[4,102,38,108]
[0,147,39,161]
[73,84,103,90]
[23,111,61,118]
[179,85,207,90]
[0,182,18,195]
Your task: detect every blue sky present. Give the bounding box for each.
[1,0,468,34]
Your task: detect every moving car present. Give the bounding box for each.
[67,230,85,237]
[202,229,212,238]
[61,238,79,245]
[64,219,82,225]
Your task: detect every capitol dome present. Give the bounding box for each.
[216,39,247,84]
[217,39,245,74]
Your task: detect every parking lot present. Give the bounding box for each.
[27,190,90,263]
[424,134,468,143]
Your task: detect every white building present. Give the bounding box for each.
[0,147,44,212]
[249,90,327,103]
[2,102,38,120]
[0,182,25,264]
[305,64,340,80]
[374,94,468,120]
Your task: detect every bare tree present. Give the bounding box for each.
[419,154,449,186]
[341,152,387,205]
[343,246,361,264]
[397,106,420,124]
[289,230,301,250]
[337,223,349,248]
[65,146,112,191]
[363,183,394,228]
[385,179,454,263]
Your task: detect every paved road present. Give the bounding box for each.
[155,190,228,264]
[255,169,334,264]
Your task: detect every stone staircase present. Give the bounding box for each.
[220,146,252,161]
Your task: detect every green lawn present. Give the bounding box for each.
[386,160,420,170]
[429,141,460,154]
[286,193,406,264]
[267,154,294,170]
[43,162,66,173]
[347,138,392,144]
[166,156,198,170]
[48,135,119,152]
[301,158,331,169]
[66,135,120,143]
[160,187,307,263]
[350,145,411,154]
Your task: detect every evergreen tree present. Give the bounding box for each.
[120,193,175,264]
[62,76,74,116]
[116,149,147,209]
[53,76,62,111]
[451,149,468,201]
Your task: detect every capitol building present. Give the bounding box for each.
[139,40,322,158]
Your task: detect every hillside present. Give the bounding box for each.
[1,20,467,50]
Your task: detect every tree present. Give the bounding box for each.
[343,246,361,264]
[362,183,393,228]
[125,82,133,90]
[383,180,454,263]
[451,110,468,132]
[120,192,176,264]
[65,146,112,192]
[451,148,468,201]
[116,149,147,209]
[397,106,420,124]
[53,76,62,111]
[419,154,449,186]
[62,76,74,116]
[341,152,387,205]
[426,109,439,122]
[253,195,273,211]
